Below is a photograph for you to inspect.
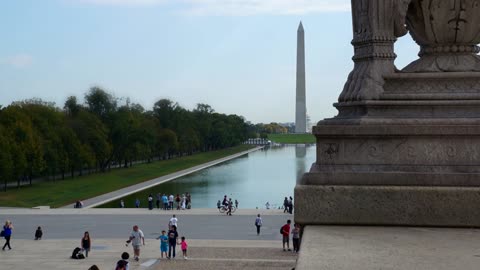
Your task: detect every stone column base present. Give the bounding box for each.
[295,183,480,227]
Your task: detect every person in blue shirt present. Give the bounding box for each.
[156,230,169,259]
[135,198,140,208]
[2,220,13,250]
[162,194,169,210]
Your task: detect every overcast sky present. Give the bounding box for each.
[0,0,419,124]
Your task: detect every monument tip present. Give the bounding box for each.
[298,21,304,32]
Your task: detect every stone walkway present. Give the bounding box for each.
[0,239,297,270]
[61,146,262,209]
[296,226,480,270]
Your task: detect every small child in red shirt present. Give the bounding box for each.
[180,236,188,259]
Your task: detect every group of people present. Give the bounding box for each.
[121,192,192,210]
[283,196,294,214]
[2,212,301,270]
[125,215,188,262]
[252,215,300,253]
[280,219,301,253]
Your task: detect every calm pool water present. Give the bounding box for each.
[100,145,316,209]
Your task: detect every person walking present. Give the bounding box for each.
[227,201,233,216]
[288,196,294,214]
[34,226,43,240]
[254,214,263,235]
[167,225,178,259]
[148,194,154,210]
[283,197,288,213]
[2,220,13,250]
[180,236,188,259]
[235,199,239,209]
[128,225,145,261]
[169,214,178,228]
[81,231,91,257]
[281,220,291,251]
[292,223,301,253]
[156,230,169,259]
[120,199,125,208]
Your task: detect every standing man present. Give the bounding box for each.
[281,220,291,251]
[254,214,262,235]
[128,225,145,261]
[167,225,179,259]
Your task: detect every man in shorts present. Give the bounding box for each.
[281,219,291,251]
[127,225,145,261]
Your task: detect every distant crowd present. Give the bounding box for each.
[119,192,193,210]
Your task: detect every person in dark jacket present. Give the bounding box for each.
[35,226,43,240]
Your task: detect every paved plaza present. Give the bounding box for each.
[0,208,297,270]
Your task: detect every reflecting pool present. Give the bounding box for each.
[99,144,316,209]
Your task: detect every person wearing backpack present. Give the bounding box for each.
[254,214,263,235]
[281,220,291,251]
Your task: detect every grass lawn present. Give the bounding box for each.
[0,145,254,208]
[267,133,316,144]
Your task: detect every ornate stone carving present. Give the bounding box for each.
[339,0,411,102]
[403,0,480,72]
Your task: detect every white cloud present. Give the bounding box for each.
[181,0,351,16]
[6,54,33,69]
[71,0,350,14]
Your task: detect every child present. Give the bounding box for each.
[115,252,129,270]
[292,223,301,253]
[35,226,43,240]
[156,230,169,259]
[180,236,188,259]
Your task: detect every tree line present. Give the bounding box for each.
[0,87,253,191]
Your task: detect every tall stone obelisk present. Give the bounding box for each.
[295,22,306,133]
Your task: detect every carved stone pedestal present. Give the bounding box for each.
[295,125,480,226]
[295,73,480,227]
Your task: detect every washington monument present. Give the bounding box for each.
[295,21,306,133]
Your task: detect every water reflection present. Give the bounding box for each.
[295,145,307,183]
[100,145,316,209]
